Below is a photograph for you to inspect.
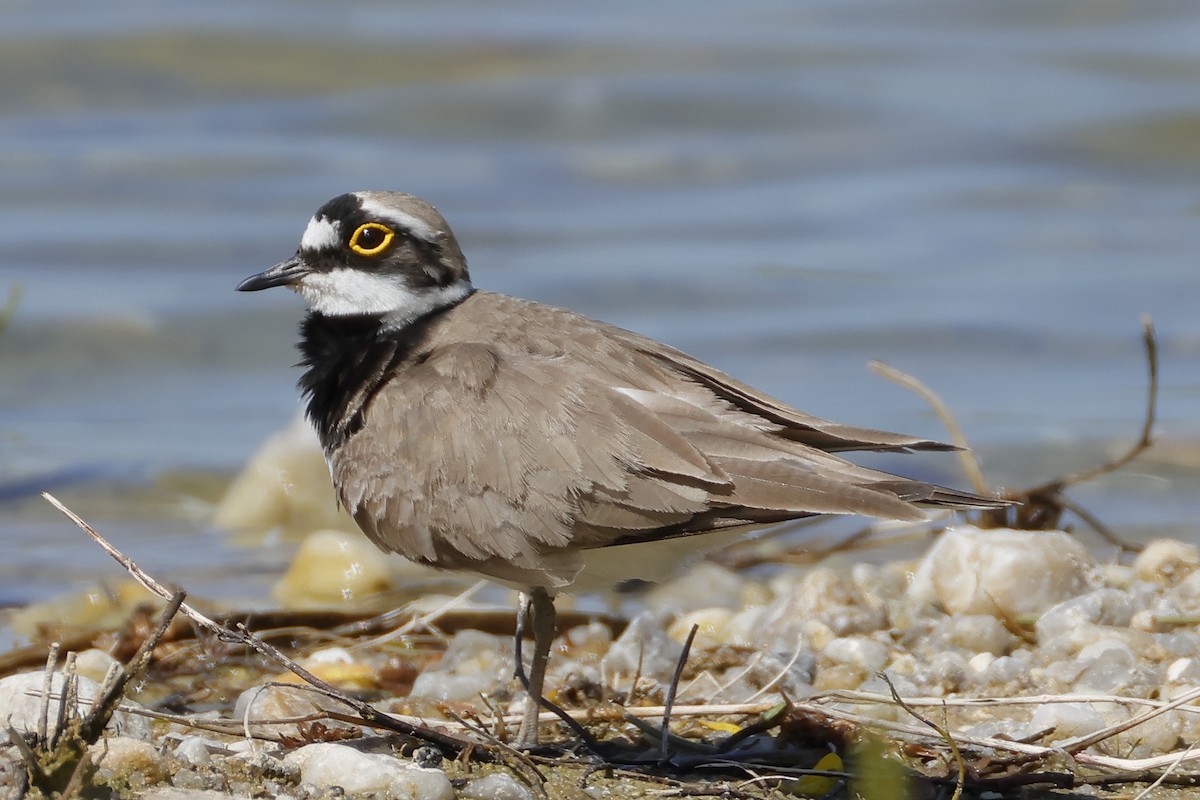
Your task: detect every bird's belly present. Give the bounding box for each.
[565,527,758,595]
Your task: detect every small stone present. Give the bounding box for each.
[283,647,379,690]
[822,637,888,672]
[858,671,918,699]
[461,772,537,800]
[213,415,352,534]
[0,671,150,740]
[668,607,736,649]
[8,580,158,641]
[933,615,1018,656]
[980,654,1028,687]
[967,652,995,675]
[410,629,513,702]
[755,566,886,654]
[922,651,969,693]
[173,736,215,766]
[718,605,770,648]
[95,736,169,784]
[141,790,252,800]
[645,562,746,614]
[273,530,396,609]
[813,663,867,692]
[1108,709,1183,760]
[1167,657,1200,684]
[1035,589,1136,657]
[1166,570,1200,615]
[908,526,1095,618]
[233,683,356,740]
[750,646,818,696]
[1027,702,1105,742]
[1134,539,1200,585]
[283,743,453,800]
[411,746,443,769]
[74,648,121,684]
[1130,609,1158,632]
[851,563,907,607]
[1073,641,1137,693]
[600,611,680,685]
[169,769,229,793]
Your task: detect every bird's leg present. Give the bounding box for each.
[513,590,531,687]
[515,586,555,748]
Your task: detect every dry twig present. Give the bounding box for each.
[42,492,481,755]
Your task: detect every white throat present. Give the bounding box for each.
[296,268,472,326]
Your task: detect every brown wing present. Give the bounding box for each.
[605,327,958,453]
[330,327,988,589]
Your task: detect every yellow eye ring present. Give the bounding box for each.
[348,222,396,256]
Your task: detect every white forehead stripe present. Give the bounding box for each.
[300,216,341,251]
[355,195,440,243]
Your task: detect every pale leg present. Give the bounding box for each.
[515,586,555,748]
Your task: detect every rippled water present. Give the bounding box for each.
[2,0,1199,616]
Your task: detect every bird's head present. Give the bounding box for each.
[238,191,473,328]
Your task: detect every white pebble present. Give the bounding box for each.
[1028,702,1105,742]
[600,611,680,685]
[303,646,355,665]
[173,735,215,766]
[1134,539,1200,585]
[923,651,969,692]
[668,607,736,649]
[1035,589,1136,657]
[410,630,513,701]
[141,790,252,800]
[233,683,327,739]
[967,652,995,675]
[823,637,888,672]
[908,526,1094,617]
[1074,643,1136,694]
[1110,709,1183,760]
[213,415,349,533]
[95,736,167,783]
[1167,657,1199,683]
[935,615,1018,656]
[981,654,1028,686]
[272,529,395,608]
[73,648,120,684]
[461,772,537,800]
[0,671,150,740]
[283,742,453,800]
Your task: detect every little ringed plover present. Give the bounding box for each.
[237,190,1004,747]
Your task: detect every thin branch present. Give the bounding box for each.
[79,591,185,744]
[1025,315,1158,496]
[42,492,479,754]
[661,624,699,762]
[1132,741,1200,800]
[881,674,965,800]
[869,359,988,495]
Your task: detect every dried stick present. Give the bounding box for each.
[42,492,478,754]
[1025,315,1158,497]
[78,591,184,744]
[661,624,699,762]
[881,674,964,800]
[869,359,989,495]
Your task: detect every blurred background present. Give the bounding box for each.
[1,0,1198,624]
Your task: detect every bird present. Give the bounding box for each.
[237,190,1004,748]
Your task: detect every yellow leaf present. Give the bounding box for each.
[781,751,843,797]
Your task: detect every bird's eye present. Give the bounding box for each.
[348,222,396,256]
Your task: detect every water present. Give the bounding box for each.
[2,0,1199,617]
